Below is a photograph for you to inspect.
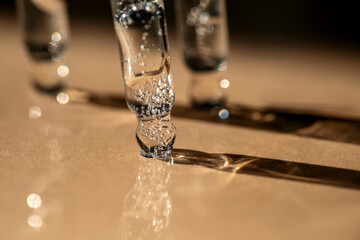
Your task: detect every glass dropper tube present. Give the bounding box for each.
[176,0,229,109]
[110,0,176,158]
[16,0,70,93]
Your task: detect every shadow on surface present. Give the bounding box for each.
[171,149,360,191]
[43,87,360,145]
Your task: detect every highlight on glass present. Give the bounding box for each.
[110,0,176,159]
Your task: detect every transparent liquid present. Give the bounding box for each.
[126,60,174,118]
[112,1,176,158]
[19,0,69,90]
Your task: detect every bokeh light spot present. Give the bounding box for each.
[217,61,228,72]
[220,79,230,89]
[51,32,61,42]
[57,65,69,78]
[27,214,43,229]
[219,109,229,119]
[56,92,69,104]
[27,193,42,209]
[29,106,42,119]
[199,12,210,24]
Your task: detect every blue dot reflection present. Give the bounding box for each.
[218,109,229,119]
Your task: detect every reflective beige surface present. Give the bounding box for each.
[1,11,360,240]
